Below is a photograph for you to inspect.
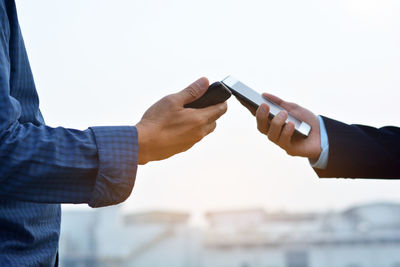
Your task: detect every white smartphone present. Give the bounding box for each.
[222,76,311,137]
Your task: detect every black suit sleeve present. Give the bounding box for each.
[314,116,400,179]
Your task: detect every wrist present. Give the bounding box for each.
[310,115,329,169]
[309,146,322,161]
[135,122,151,165]
[309,114,322,159]
[310,130,322,159]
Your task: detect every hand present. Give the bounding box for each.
[136,77,228,165]
[239,93,321,159]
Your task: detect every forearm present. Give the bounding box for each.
[0,121,138,207]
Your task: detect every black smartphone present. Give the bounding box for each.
[184,81,232,109]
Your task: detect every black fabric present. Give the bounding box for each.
[315,116,400,179]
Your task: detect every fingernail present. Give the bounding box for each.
[259,104,267,113]
[277,111,286,119]
[195,77,208,89]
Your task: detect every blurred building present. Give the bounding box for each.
[60,203,400,267]
[60,208,200,267]
[203,204,400,267]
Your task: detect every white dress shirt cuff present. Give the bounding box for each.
[309,116,329,169]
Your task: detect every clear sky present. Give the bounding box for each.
[17,0,400,225]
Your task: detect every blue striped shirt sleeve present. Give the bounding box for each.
[0,14,138,207]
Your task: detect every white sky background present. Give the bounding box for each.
[17,0,400,225]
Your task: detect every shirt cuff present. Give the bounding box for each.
[88,126,138,208]
[309,116,329,169]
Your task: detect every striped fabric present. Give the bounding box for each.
[0,1,139,265]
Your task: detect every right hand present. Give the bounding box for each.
[238,93,321,160]
[136,77,228,165]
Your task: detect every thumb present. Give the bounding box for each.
[262,93,284,106]
[175,77,209,105]
[262,93,296,111]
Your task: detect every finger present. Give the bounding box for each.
[255,103,270,135]
[193,122,217,143]
[267,110,288,143]
[203,122,217,136]
[175,77,209,105]
[237,97,257,116]
[262,93,284,105]
[197,102,228,123]
[262,93,295,111]
[278,121,295,149]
